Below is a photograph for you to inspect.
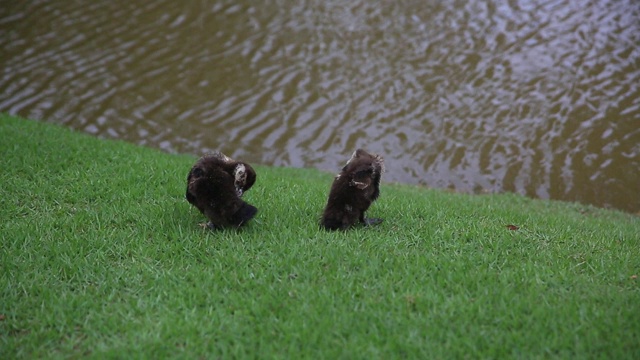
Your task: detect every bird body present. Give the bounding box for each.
[186,152,257,229]
[321,149,384,230]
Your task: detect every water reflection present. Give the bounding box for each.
[1,0,639,212]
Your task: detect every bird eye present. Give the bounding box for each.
[192,168,205,177]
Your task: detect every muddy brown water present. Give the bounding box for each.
[1,0,639,212]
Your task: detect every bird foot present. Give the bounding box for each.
[199,222,219,230]
[364,218,383,226]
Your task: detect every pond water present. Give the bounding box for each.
[1,0,639,212]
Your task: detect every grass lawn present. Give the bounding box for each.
[1,113,639,359]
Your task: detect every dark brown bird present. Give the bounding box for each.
[186,152,257,229]
[321,149,385,230]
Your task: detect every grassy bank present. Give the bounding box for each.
[1,114,638,359]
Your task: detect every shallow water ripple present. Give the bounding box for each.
[1,0,638,212]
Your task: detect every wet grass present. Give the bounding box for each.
[1,113,639,359]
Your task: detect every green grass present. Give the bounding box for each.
[1,113,639,359]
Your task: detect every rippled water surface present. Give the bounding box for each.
[2,0,639,212]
